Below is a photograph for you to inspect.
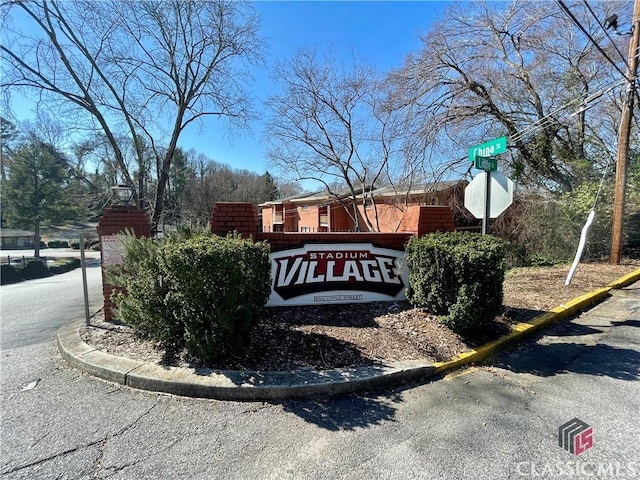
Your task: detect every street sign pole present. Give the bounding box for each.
[482,172,491,235]
[80,234,90,326]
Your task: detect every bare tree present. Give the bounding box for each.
[387,0,632,192]
[265,48,412,231]
[176,149,285,226]
[1,0,263,229]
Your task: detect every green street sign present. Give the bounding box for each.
[469,136,508,163]
[474,156,497,172]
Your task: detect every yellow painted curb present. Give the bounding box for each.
[607,268,640,289]
[432,269,639,377]
[560,287,611,317]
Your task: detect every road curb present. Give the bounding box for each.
[57,268,640,401]
[433,268,640,375]
[57,321,435,401]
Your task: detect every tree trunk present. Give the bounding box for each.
[34,219,40,259]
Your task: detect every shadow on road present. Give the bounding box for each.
[496,341,640,380]
[541,322,604,337]
[611,319,640,328]
[280,392,401,431]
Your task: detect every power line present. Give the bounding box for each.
[581,0,640,108]
[509,78,626,145]
[556,0,630,81]
[582,0,629,66]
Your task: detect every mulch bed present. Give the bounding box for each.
[81,261,639,371]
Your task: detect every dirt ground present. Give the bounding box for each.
[82,261,640,371]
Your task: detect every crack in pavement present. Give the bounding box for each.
[100,432,185,479]
[91,439,108,478]
[90,403,157,478]
[1,438,105,476]
[1,403,157,477]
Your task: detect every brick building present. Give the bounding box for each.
[259,181,471,234]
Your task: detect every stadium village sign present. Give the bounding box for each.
[267,243,409,306]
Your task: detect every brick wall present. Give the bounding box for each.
[210,202,259,237]
[355,203,455,236]
[97,207,151,321]
[396,205,420,233]
[95,203,455,319]
[330,204,356,231]
[254,231,413,252]
[297,205,319,231]
[262,206,273,230]
[210,202,453,250]
[416,206,455,236]
[96,207,151,237]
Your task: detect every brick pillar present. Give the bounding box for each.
[210,202,259,238]
[97,207,151,321]
[416,206,456,236]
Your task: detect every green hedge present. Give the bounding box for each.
[1,257,81,284]
[110,235,178,344]
[48,257,81,274]
[68,239,96,250]
[111,232,272,362]
[48,240,70,248]
[21,260,52,280]
[1,264,22,285]
[405,232,506,333]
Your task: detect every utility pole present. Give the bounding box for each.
[611,0,640,265]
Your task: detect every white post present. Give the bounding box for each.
[565,210,596,286]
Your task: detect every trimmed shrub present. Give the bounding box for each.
[1,258,79,283]
[1,264,22,285]
[49,257,81,274]
[69,240,91,250]
[21,259,52,280]
[111,231,271,362]
[48,240,70,248]
[109,235,179,344]
[159,235,271,361]
[405,232,506,333]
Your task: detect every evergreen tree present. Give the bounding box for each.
[1,116,18,182]
[260,171,279,202]
[2,138,79,257]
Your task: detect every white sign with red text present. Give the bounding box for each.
[100,235,125,266]
[267,243,408,306]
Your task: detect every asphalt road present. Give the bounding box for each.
[1,272,638,479]
[0,251,103,350]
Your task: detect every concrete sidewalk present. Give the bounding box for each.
[57,269,640,401]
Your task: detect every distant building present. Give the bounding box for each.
[259,181,475,233]
[1,229,35,249]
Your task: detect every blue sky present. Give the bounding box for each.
[180,1,450,176]
[7,1,451,176]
